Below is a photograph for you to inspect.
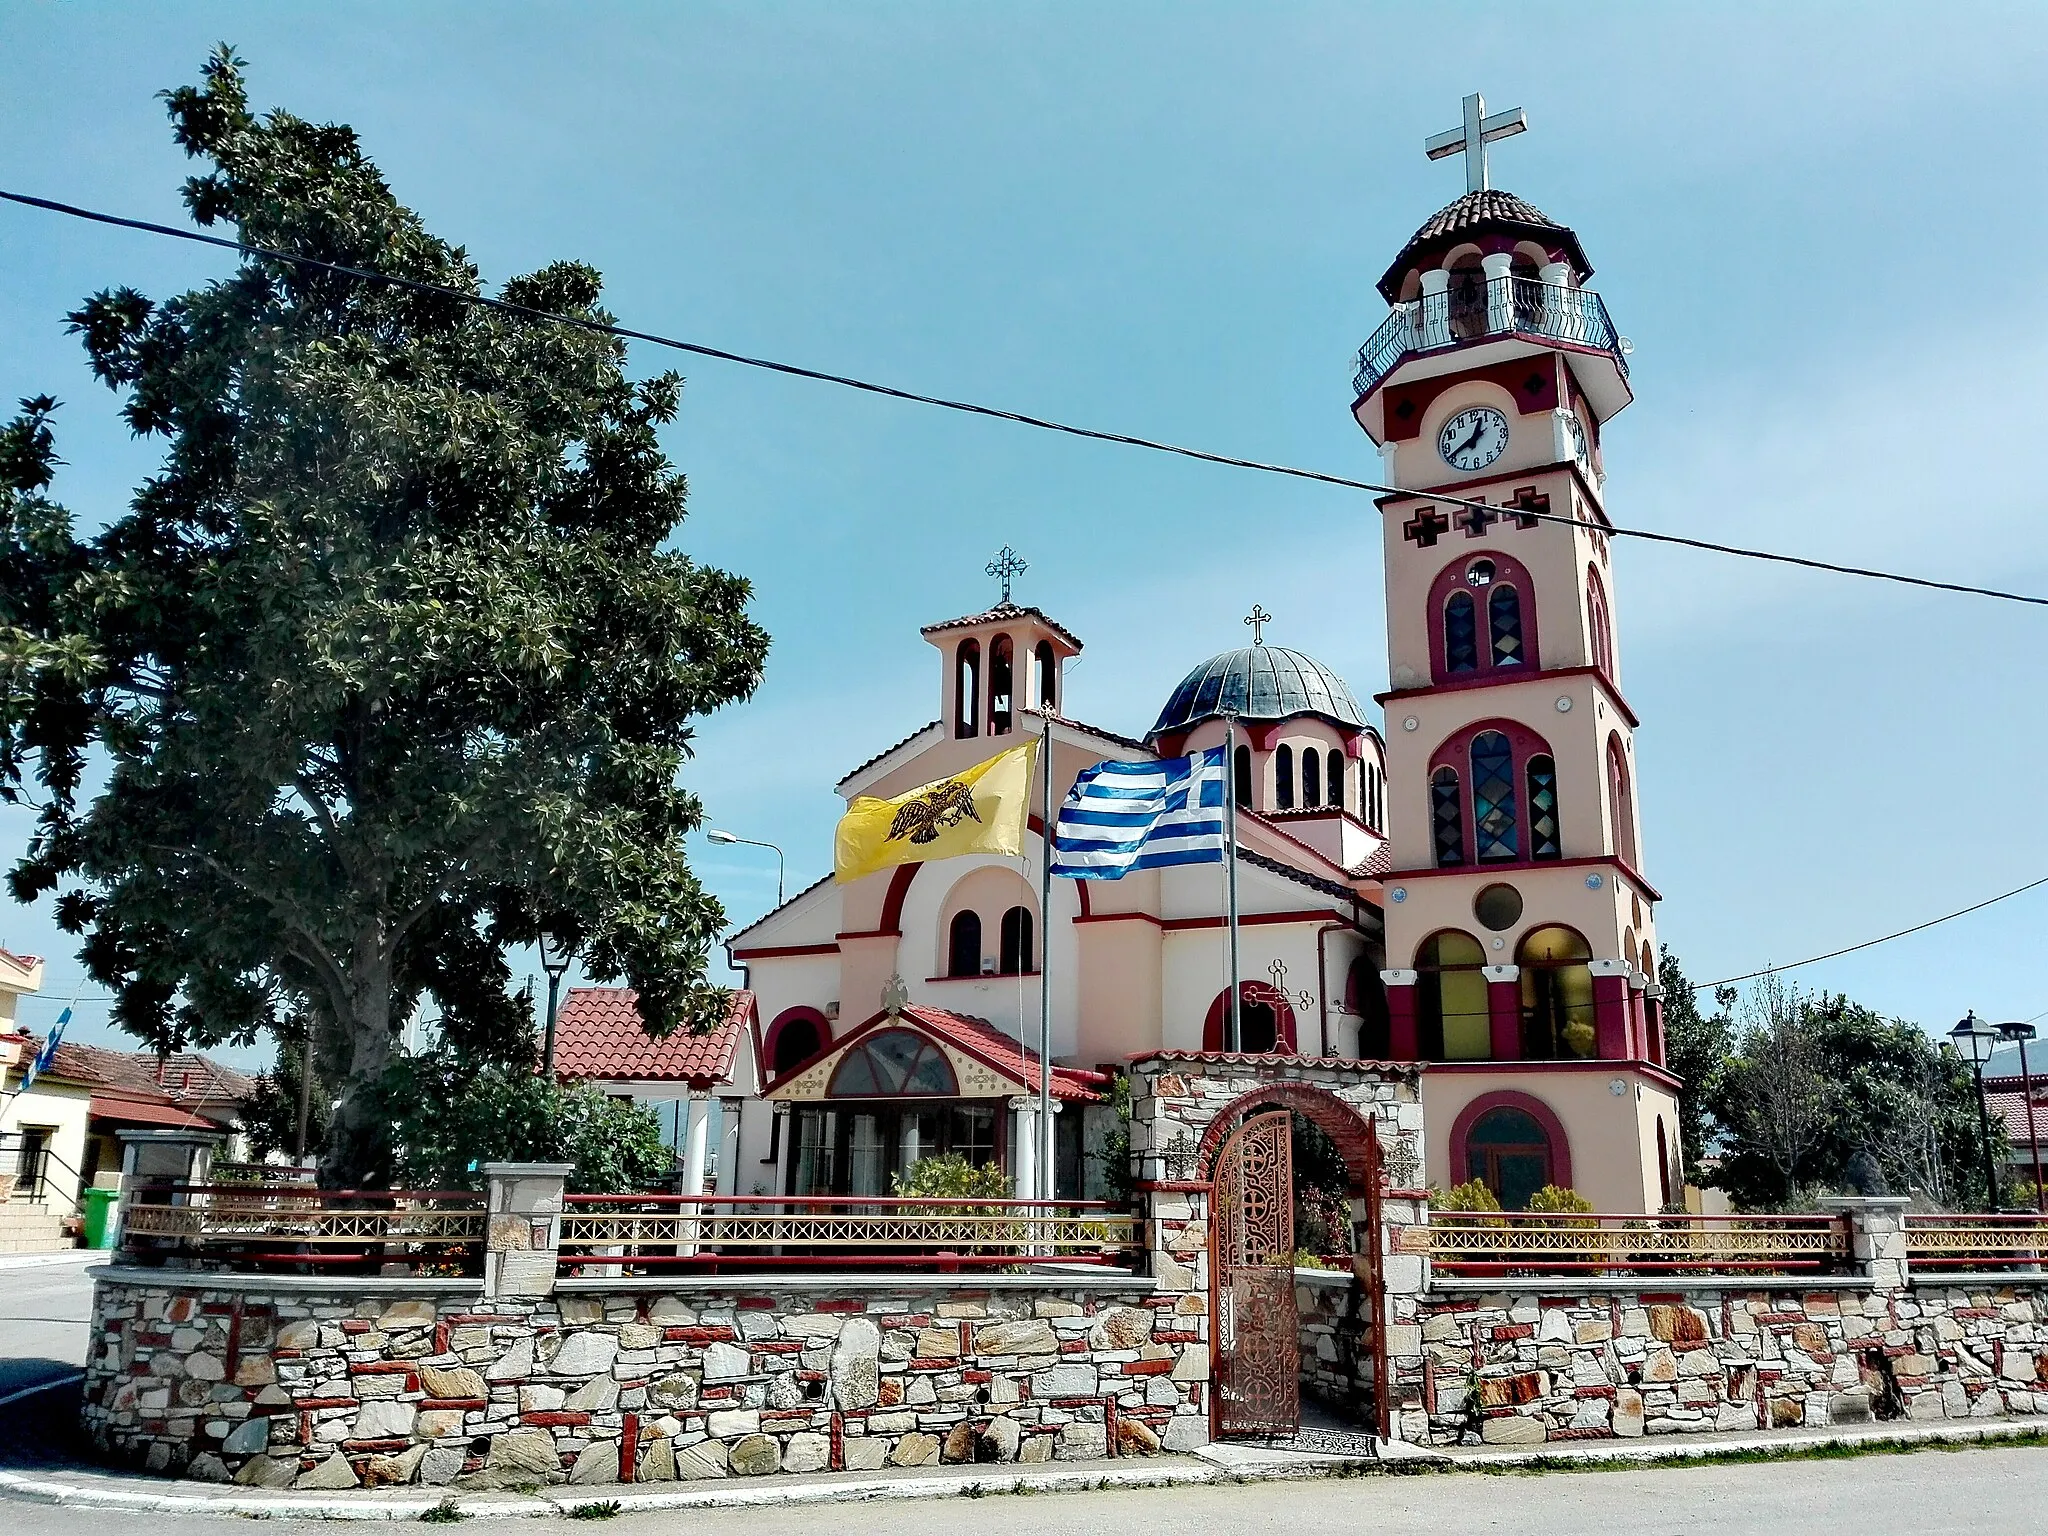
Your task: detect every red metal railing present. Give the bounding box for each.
[118,1182,485,1272]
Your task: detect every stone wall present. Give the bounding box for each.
[81,1271,1207,1489]
[1296,1268,1373,1420]
[1402,1281,2048,1447]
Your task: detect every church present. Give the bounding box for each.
[579,95,1685,1219]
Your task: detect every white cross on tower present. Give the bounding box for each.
[1424,91,1528,195]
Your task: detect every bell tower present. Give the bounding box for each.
[1356,96,1679,1212]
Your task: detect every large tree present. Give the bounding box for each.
[0,49,767,1185]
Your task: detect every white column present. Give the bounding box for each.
[1418,268,1452,349]
[1010,1096,1039,1203]
[1538,259,1574,335]
[679,1086,709,1257]
[771,1102,792,1199]
[1481,251,1516,334]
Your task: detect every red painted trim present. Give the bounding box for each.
[1358,343,1632,444]
[1594,973,1629,1060]
[1425,547,1542,682]
[762,1007,831,1079]
[1073,911,1163,928]
[923,971,1041,983]
[1380,853,1662,904]
[730,942,840,961]
[1377,357,1562,444]
[878,863,921,934]
[1375,664,1640,728]
[1487,978,1521,1061]
[1200,981,1298,1054]
[1423,1058,1685,1093]
[1160,907,1352,932]
[1194,1082,1379,1193]
[1387,978,1419,1060]
[1448,1088,1574,1193]
[834,929,903,942]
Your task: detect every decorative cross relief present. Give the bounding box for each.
[1455,500,1499,538]
[1402,507,1450,548]
[1162,1129,1199,1183]
[880,973,909,1017]
[1380,1130,1423,1191]
[1507,487,1549,530]
[1244,604,1272,645]
[986,546,1027,603]
[1424,92,1529,195]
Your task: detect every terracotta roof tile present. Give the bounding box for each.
[1985,1076,2048,1147]
[900,1005,1108,1102]
[1376,188,1592,302]
[551,987,751,1086]
[918,601,1083,652]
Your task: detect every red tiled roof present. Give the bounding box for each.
[918,601,1083,652]
[0,947,42,971]
[88,1094,214,1131]
[41,1041,255,1106]
[551,987,751,1086]
[762,1002,1107,1102]
[1985,1076,2048,1147]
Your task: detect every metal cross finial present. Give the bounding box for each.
[1244,604,1272,645]
[1424,92,1528,195]
[986,546,1028,603]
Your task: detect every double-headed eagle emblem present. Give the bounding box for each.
[887,778,982,844]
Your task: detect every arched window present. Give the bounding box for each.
[1518,925,1596,1059]
[828,1028,958,1097]
[1369,764,1383,830]
[1348,956,1391,1060]
[1656,1116,1673,1208]
[1275,745,1295,809]
[947,910,982,978]
[1327,750,1345,814]
[1034,640,1057,713]
[1431,766,1463,867]
[998,905,1033,975]
[1525,754,1561,860]
[1416,931,1488,1061]
[1233,744,1253,808]
[1464,1106,1554,1210]
[1301,746,1320,808]
[1444,591,1479,672]
[1488,584,1525,667]
[1587,565,1614,676]
[1471,730,1518,862]
[954,639,980,739]
[987,635,1014,735]
[767,1010,825,1077]
[1608,735,1637,867]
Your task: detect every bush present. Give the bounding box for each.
[892,1153,1009,1200]
[1526,1184,1594,1214]
[1435,1178,1502,1213]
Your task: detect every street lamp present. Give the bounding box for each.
[1951,1011,2001,1210]
[1998,1020,2044,1213]
[537,925,576,1079]
[706,829,785,909]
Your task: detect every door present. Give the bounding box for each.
[1211,1108,1299,1438]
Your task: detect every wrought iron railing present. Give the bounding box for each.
[119,1182,485,1271]
[1,1133,52,1204]
[1425,1209,1849,1276]
[557,1194,1143,1272]
[1902,1212,2048,1270]
[1353,276,1626,399]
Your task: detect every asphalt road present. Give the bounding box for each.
[0,1252,96,1463]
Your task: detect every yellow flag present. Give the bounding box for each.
[834,741,1038,882]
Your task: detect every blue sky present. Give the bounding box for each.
[3,3,2046,1067]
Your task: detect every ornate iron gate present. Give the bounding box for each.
[1211,1108,1299,1439]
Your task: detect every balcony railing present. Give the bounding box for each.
[1354,275,1625,399]
[119,1182,485,1271]
[1902,1212,2048,1271]
[1426,1209,1849,1277]
[557,1193,1144,1272]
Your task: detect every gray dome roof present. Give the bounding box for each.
[1149,646,1366,741]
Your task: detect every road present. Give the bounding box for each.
[2,1257,2045,1530]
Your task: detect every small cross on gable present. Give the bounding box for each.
[985,545,1028,603]
[1424,92,1528,195]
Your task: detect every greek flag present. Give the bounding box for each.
[1051,747,1229,880]
[21,1007,69,1092]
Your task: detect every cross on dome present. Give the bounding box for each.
[1424,91,1528,194]
[985,545,1028,603]
[1244,604,1272,645]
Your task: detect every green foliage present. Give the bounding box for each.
[0,50,767,1186]
[1435,1178,1502,1213]
[566,1503,621,1521]
[1703,972,2000,1211]
[1088,1069,1133,1205]
[1654,944,1734,1181]
[374,1047,672,1194]
[237,1016,330,1164]
[1525,1184,1596,1226]
[891,1152,1009,1200]
[420,1498,467,1523]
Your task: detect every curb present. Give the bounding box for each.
[1426,1415,2048,1471]
[0,1250,103,1271]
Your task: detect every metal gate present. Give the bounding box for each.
[1211,1108,1298,1439]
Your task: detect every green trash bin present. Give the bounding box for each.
[83,1186,119,1250]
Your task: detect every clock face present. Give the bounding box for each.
[1565,411,1591,472]
[1438,406,1509,472]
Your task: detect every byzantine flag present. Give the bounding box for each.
[834,741,1038,882]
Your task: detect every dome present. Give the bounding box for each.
[1149,646,1367,742]
[1374,188,1591,303]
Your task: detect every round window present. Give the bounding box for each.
[1465,558,1496,588]
[1473,882,1524,932]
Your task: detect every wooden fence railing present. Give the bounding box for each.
[1425,1210,1851,1276]
[1902,1213,2048,1270]
[557,1194,1144,1272]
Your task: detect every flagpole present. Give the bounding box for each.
[1037,708,1054,1204]
[1223,716,1241,1053]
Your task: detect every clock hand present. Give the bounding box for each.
[1453,422,1485,457]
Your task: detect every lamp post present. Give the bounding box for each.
[1951,1011,2001,1210]
[1998,1020,2045,1212]
[707,830,785,909]
[537,926,575,1079]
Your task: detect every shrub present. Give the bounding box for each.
[1435,1178,1502,1213]
[892,1153,1009,1200]
[1526,1184,1595,1214]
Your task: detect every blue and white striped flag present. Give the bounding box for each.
[1051,747,1229,880]
[21,1006,69,1092]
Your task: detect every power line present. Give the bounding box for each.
[5,187,2046,611]
[1695,874,2048,992]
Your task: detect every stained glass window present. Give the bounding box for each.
[1526,754,1561,860]
[1416,931,1488,1061]
[1431,767,1464,867]
[828,1028,960,1097]
[1444,592,1479,672]
[1471,731,1518,862]
[1489,585,1525,667]
[1518,926,1596,1060]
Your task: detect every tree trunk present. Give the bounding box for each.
[316,941,397,1190]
